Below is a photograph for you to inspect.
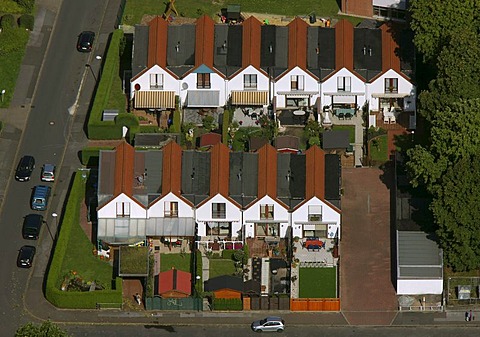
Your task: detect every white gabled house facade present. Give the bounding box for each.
[180,65,226,108]
[148,192,194,219]
[320,67,366,110]
[274,66,319,109]
[195,194,242,239]
[291,197,341,240]
[227,65,270,107]
[243,196,289,239]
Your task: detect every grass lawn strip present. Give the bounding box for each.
[370,134,388,162]
[299,267,337,298]
[160,253,191,272]
[209,259,236,278]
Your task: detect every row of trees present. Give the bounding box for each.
[407,0,480,271]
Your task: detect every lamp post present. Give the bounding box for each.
[50,212,58,240]
[1,89,5,102]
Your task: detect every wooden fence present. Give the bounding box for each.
[290,298,340,311]
[145,296,203,311]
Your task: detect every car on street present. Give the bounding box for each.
[22,214,43,240]
[251,317,285,333]
[17,245,36,268]
[41,163,56,182]
[77,31,95,52]
[15,155,35,181]
[31,185,51,211]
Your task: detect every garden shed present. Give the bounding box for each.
[204,275,243,299]
[158,268,192,298]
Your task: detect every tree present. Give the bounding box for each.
[431,155,480,271]
[15,321,70,337]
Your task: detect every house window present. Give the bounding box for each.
[337,76,351,92]
[385,78,398,93]
[260,204,274,220]
[116,202,130,217]
[164,201,178,217]
[244,74,257,89]
[150,73,163,90]
[290,75,304,91]
[256,223,279,237]
[308,205,322,221]
[212,203,226,219]
[207,222,231,236]
[197,73,211,89]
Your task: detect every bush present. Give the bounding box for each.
[222,110,230,144]
[15,0,35,12]
[1,14,16,30]
[115,112,139,128]
[212,298,242,311]
[18,14,34,30]
[202,115,216,132]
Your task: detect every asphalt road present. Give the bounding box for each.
[65,324,480,337]
[0,0,106,334]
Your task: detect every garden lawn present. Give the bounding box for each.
[209,259,236,278]
[123,0,344,25]
[299,267,337,298]
[370,134,388,162]
[160,253,191,272]
[332,125,356,143]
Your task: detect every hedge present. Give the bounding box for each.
[212,298,242,311]
[0,14,16,30]
[18,14,34,30]
[222,109,230,144]
[87,29,124,139]
[45,173,122,308]
[81,146,114,166]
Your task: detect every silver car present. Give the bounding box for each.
[251,316,285,333]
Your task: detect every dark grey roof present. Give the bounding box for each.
[181,150,210,204]
[260,26,288,70]
[322,130,350,150]
[324,154,341,201]
[214,25,229,67]
[357,19,380,29]
[277,153,305,208]
[133,151,148,205]
[133,25,149,78]
[143,150,163,195]
[307,27,335,79]
[204,275,243,292]
[397,231,443,279]
[167,25,196,67]
[98,150,116,203]
[213,24,243,76]
[229,152,258,207]
[354,28,382,81]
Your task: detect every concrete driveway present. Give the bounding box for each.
[340,167,398,325]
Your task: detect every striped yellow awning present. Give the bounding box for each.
[134,91,176,109]
[231,90,268,106]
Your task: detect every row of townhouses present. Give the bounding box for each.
[97,141,341,248]
[130,16,416,118]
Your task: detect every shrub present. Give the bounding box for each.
[18,14,34,30]
[212,298,242,311]
[202,115,216,132]
[115,112,139,128]
[15,0,35,12]
[222,110,230,144]
[1,14,16,30]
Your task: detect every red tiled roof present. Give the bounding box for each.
[158,269,191,296]
[209,143,230,197]
[162,141,183,196]
[335,19,354,71]
[147,16,168,68]
[200,132,222,147]
[305,146,325,200]
[380,23,401,74]
[242,16,262,69]
[195,15,215,68]
[257,144,277,198]
[113,141,135,197]
[288,17,308,70]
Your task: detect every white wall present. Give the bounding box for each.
[320,68,366,108]
[179,70,226,107]
[97,193,147,219]
[274,67,319,108]
[290,197,341,238]
[227,65,269,94]
[366,69,416,112]
[147,192,194,218]
[196,194,242,237]
[130,64,179,99]
[243,196,289,238]
[373,0,406,10]
[397,279,443,295]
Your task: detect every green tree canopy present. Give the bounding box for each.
[15,321,70,337]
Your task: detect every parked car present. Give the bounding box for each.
[77,31,95,52]
[22,214,43,240]
[15,155,35,181]
[31,185,51,211]
[41,163,56,182]
[251,317,285,333]
[17,245,36,268]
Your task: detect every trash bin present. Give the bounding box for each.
[309,14,316,24]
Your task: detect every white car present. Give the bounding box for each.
[251,316,285,333]
[41,163,56,182]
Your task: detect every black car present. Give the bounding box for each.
[15,155,35,181]
[77,31,95,52]
[22,214,43,240]
[17,245,36,268]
